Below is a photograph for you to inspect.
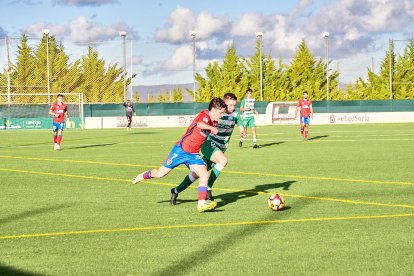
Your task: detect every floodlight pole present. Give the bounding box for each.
[256,32,263,101]
[130,39,133,101]
[6,36,11,104]
[43,29,51,104]
[322,31,330,101]
[120,31,127,102]
[389,38,393,100]
[190,31,196,102]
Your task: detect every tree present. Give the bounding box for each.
[286,40,340,101]
[242,41,262,100]
[172,87,183,102]
[76,45,133,103]
[134,91,140,103]
[13,34,35,93]
[393,40,414,99]
[349,40,395,100]
[196,44,244,101]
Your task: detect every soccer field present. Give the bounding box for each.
[1,123,413,275]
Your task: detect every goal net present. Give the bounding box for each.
[0,93,84,130]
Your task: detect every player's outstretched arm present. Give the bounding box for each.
[197,121,218,134]
[49,109,56,117]
[310,105,314,119]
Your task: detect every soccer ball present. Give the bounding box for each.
[268,194,285,211]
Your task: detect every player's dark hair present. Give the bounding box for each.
[57,94,64,98]
[223,93,237,101]
[208,97,227,111]
[246,88,253,93]
[303,91,308,95]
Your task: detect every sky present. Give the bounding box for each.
[1,0,414,85]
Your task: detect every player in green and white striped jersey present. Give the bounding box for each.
[239,88,259,148]
[170,93,246,205]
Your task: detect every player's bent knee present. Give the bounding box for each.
[198,171,209,180]
[219,157,228,167]
[190,171,199,181]
[215,163,225,172]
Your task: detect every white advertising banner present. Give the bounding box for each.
[312,112,414,125]
[83,102,414,129]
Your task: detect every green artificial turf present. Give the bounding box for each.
[0,123,413,275]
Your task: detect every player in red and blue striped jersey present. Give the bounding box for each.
[295,91,313,139]
[49,94,68,150]
[131,98,227,212]
[170,93,246,205]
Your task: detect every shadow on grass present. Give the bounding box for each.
[0,204,69,225]
[0,141,51,149]
[216,181,295,208]
[0,263,43,276]
[257,141,285,148]
[157,199,197,205]
[127,131,160,135]
[157,181,295,209]
[308,135,329,141]
[154,211,291,275]
[66,143,118,149]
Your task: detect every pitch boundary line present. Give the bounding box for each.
[1,168,414,210]
[0,213,413,240]
[1,155,413,187]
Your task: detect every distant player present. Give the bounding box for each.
[49,94,68,150]
[170,93,246,205]
[123,100,135,130]
[239,88,259,148]
[131,98,227,212]
[295,91,313,139]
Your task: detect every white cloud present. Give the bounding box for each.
[53,0,118,6]
[23,22,68,39]
[155,0,414,62]
[230,13,267,37]
[9,0,42,5]
[149,44,213,76]
[132,55,143,65]
[23,16,136,43]
[155,5,228,43]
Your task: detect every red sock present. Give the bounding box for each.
[57,135,62,145]
[198,187,207,200]
[53,135,57,143]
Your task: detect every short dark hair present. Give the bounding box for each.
[57,94,64,98]
[208,97,227,111]
[223,93,237,101]
[246,88,253,93]
[303,91,308,95]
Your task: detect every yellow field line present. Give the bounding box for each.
[223,170,414,186]
[1,168,414,210]
[1,155,413,186]
[1,213,413,240]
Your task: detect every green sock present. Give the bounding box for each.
[176,174,194,193]
[207,166,222,190]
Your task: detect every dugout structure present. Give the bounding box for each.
[0,93,84,130]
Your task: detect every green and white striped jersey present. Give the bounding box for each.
[240,97,256,118]
[207,111,242,150]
